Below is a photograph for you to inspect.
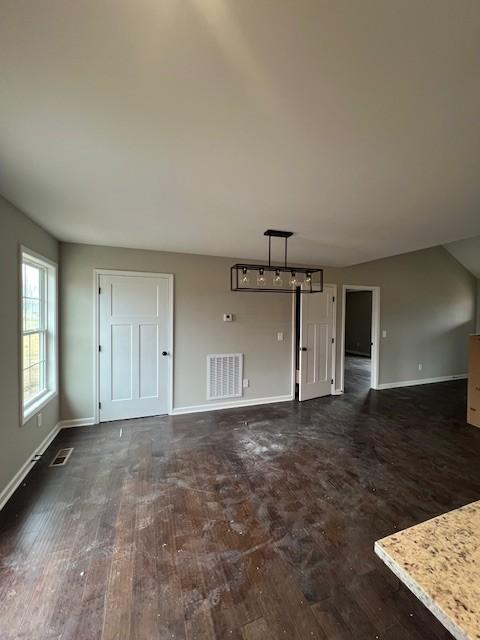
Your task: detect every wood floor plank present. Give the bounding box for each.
[240,617,273,640]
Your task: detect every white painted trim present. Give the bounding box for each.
[331,284,338,394]
[292,284,337,399]
[0,421,60,511]
[19,245,59,426]
[93,268,174,422]
[377,374,467,390]
[23,390,58,424]
[290,292,296,399]
[340,284,380,392]
[172,394,293,415]
[59,417,96,428]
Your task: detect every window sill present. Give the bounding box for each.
[22,390,57,426]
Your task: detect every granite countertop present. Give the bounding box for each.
[375,500,480,640]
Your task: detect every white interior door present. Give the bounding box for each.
[299,285,335,401]
[99,273,171,422]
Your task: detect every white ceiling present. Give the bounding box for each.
[1,1,480,266]
[444,236,480,278]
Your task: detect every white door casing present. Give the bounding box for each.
[98,272,172,422]
[299,284,335,401]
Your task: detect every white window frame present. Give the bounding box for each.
[20,247,58,424]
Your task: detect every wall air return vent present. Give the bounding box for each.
[207,353,243,400]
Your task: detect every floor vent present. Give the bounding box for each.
[207,353,243,400]
[49,448,74,467]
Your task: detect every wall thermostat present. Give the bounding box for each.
[223,313,234,322]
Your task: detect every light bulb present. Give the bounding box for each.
[305,272,312,284]
[257,268,266,287]
[273,270,283,287]
[290,271,297,287]
[241,268,250,286]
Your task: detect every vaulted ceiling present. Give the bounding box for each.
[445,236,480,278]
[1,1,480,266]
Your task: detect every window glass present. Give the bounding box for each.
[21,252,56,419]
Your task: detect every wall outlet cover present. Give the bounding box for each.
[242,378,249,388]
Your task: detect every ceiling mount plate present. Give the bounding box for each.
[264,229,293,238]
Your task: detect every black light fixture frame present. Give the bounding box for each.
[231,230,324,294]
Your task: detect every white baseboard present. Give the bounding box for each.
[377,373,467,390]
[0,421,61,511]
[58,417,96,428]
[172,394,294,416]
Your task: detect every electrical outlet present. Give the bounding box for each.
[242,378,249,388]
[418,363,423,371]
[37,412,42,428]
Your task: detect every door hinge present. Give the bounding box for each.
[332,337,334,344]
[331,378,334,384]
[332,296,335,302]
[98,344,102,352]
[98,286,101,295]
[98,401,101,410]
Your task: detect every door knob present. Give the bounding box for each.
[162,351,169,356]
[300,347,307,351]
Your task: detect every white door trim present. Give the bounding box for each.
[340,284,380,391]
[93,269,174,423]
[291,283,337,397]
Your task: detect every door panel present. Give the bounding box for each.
[99,274,171,422]
[111,278,159,316]
[299,285,335,401]
[111,324,133,400]
[139,324,158,399]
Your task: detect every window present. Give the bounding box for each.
[21,249,57,423]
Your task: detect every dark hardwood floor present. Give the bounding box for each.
[344,354,371,394]
[1,375,480,639]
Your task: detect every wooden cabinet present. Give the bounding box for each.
[468,335,480,428]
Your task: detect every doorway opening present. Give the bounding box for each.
[340,285,380,393]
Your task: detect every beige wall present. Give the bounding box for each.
[0,196,59,497]
[60,242,477,421]
[326,246,476,387]
[345,290,372,356]
[60,243,293,419]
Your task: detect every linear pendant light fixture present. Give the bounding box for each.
[231,230,324,294]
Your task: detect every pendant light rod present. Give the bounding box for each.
[263,229,293,268]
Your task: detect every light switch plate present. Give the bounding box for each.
[277,331,284,342]
[382,330,387,338]
[242,378,249,388]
